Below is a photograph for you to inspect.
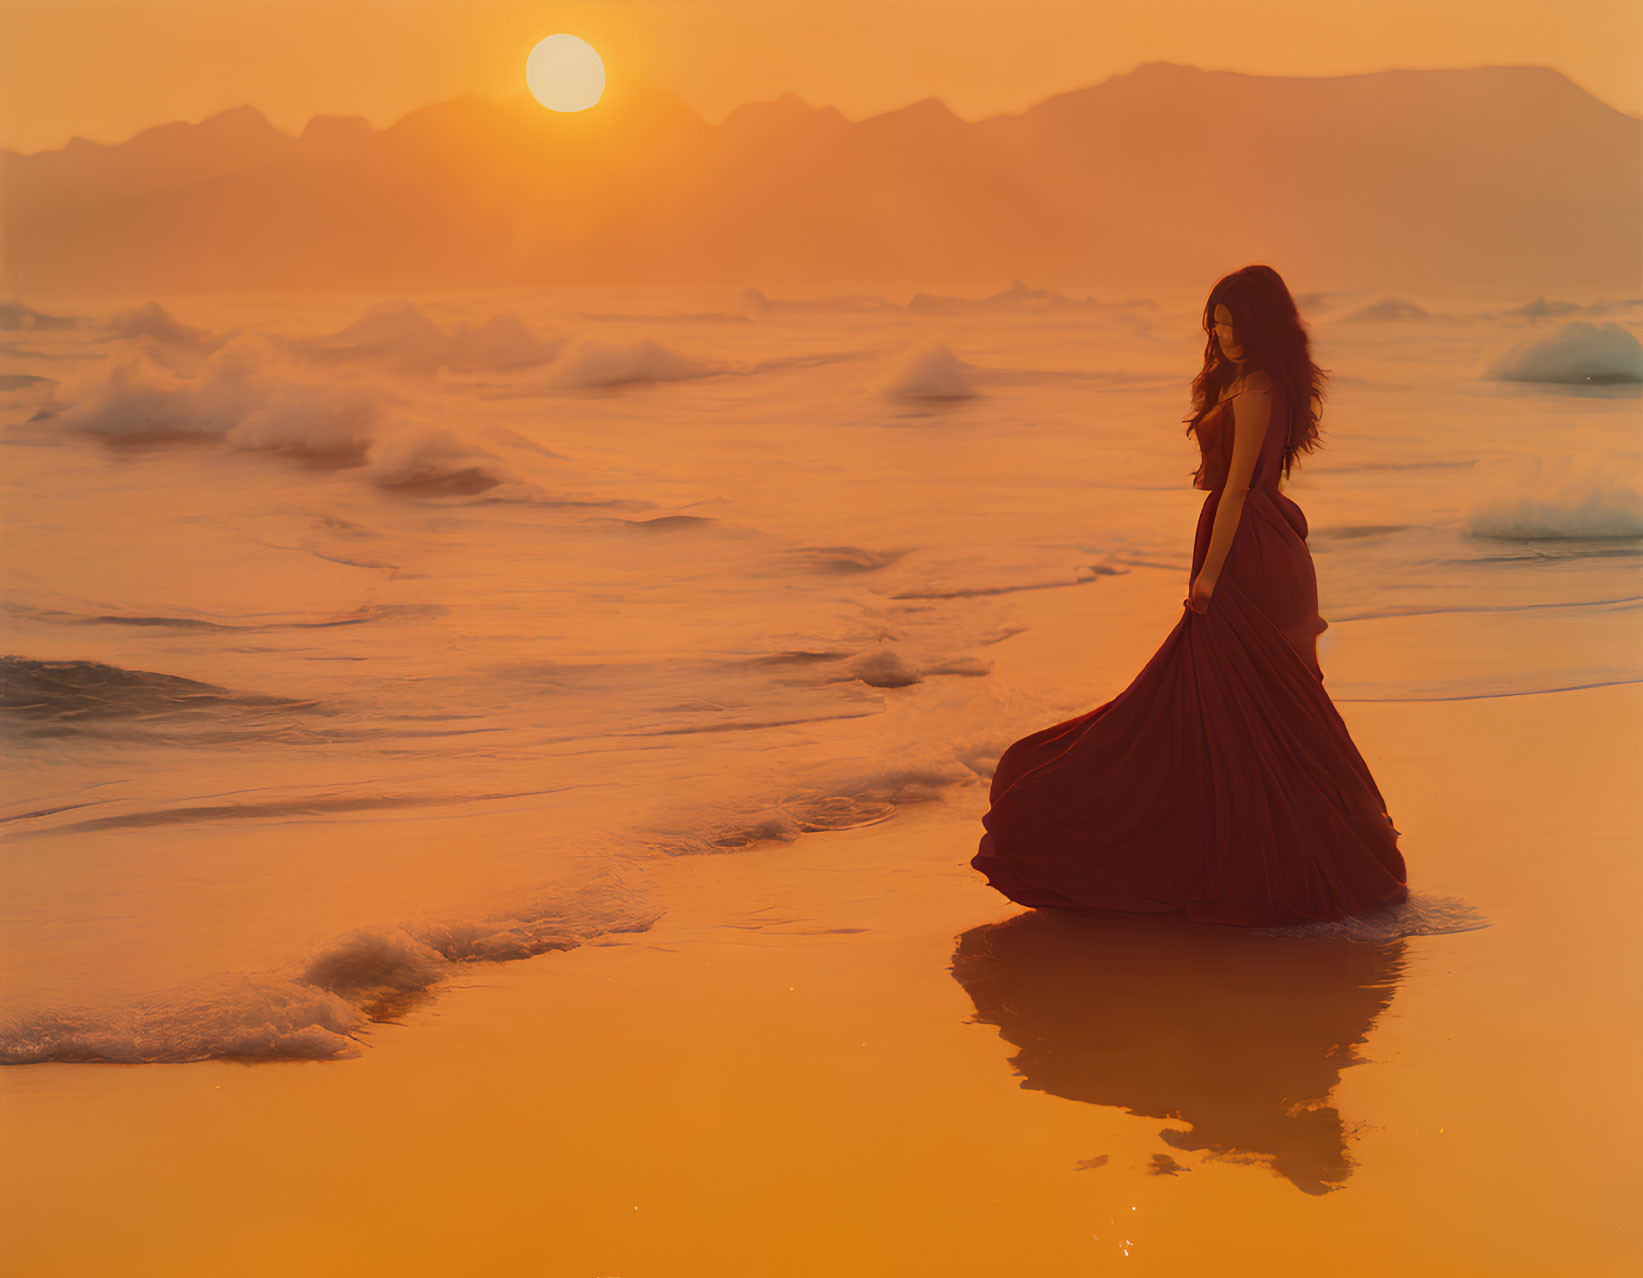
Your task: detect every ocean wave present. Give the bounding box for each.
[1467,453,1643,540]
[1346,297,1431,321]
[286,300,563,374]
[1307,524,1415,542]
[368,426,509,496]
[543,335,715,388]
[44,330,530,497]
[776,544,909,574]
[0,654,316,732]
[1332,676,1643,704]
[905,281,1105,314]
[1495,297,1586,320]
[1458,545,1643,565]
[0,653,498,751]
[2,784,575,840]
[875,341,978,401]
[1,301,85,332]
[891,567,1124,601]
[1483,319,1643,383]
[6,600,445,632]
[737,287,901,316]
[0,859,660,1065]
[744,349,873,376]
[637,763,969,856]
[0,373,56,391]
[105,301,227,353]
[1328,593,1643,624]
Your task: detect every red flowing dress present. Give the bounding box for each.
[972,378,1409,926]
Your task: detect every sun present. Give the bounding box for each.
[526,34,605,112]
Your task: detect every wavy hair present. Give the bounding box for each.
[1183,264,1327,482]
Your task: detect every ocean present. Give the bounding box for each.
[3,284,1638,1062]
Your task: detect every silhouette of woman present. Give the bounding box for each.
[973,265,1409,926]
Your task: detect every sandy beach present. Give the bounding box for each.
[4,558,1638,1275]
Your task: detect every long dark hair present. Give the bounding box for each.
[1184,264,1327,482]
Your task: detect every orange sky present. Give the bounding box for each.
[1,0,1639,153]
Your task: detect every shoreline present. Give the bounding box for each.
[4,677,1639,1274]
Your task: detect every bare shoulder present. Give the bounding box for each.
[1219,369,1274,404]
[1232,370,1274,428]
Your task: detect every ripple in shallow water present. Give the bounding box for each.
[1252,891,1490,942]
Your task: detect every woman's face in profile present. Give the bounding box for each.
[1212,303,1244,363]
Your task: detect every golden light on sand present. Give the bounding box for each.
[525,34,605,112]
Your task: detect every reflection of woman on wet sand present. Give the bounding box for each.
[973,265,1408,927]
[950,910,1408,1195]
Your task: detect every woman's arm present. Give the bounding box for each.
[1195,371,1273,591]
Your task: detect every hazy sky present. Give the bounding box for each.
[2,0,1638,153]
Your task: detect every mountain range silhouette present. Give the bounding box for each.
[3,61,1637,295]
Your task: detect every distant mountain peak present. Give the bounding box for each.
[720,92,848,133]
[24,102,286,157]
[725,92,834,117]
[300,113,374,143]
[859,95,964,128]
[197,103,280,132]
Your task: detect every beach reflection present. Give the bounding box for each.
[951,909,1408,1195]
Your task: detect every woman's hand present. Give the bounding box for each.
[1185,573,1216,613]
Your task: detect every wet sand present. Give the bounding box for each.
[3,568,1638,1276]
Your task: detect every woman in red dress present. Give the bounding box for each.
[972,265,1409,927]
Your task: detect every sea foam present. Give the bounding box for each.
[0,859,661,1064]
[1467,453,1643,540]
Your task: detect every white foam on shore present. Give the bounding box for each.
[0,859,661,1064]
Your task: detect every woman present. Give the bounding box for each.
[972,265,1409,927]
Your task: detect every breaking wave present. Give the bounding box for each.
[286,299,563,374]
[43,330,525,495]
[544,336,715,388]
[875,341,977,401]
[1483,319,1643,383]
[1467,454,1643,540]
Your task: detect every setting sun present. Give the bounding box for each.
[525,33,605,112]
